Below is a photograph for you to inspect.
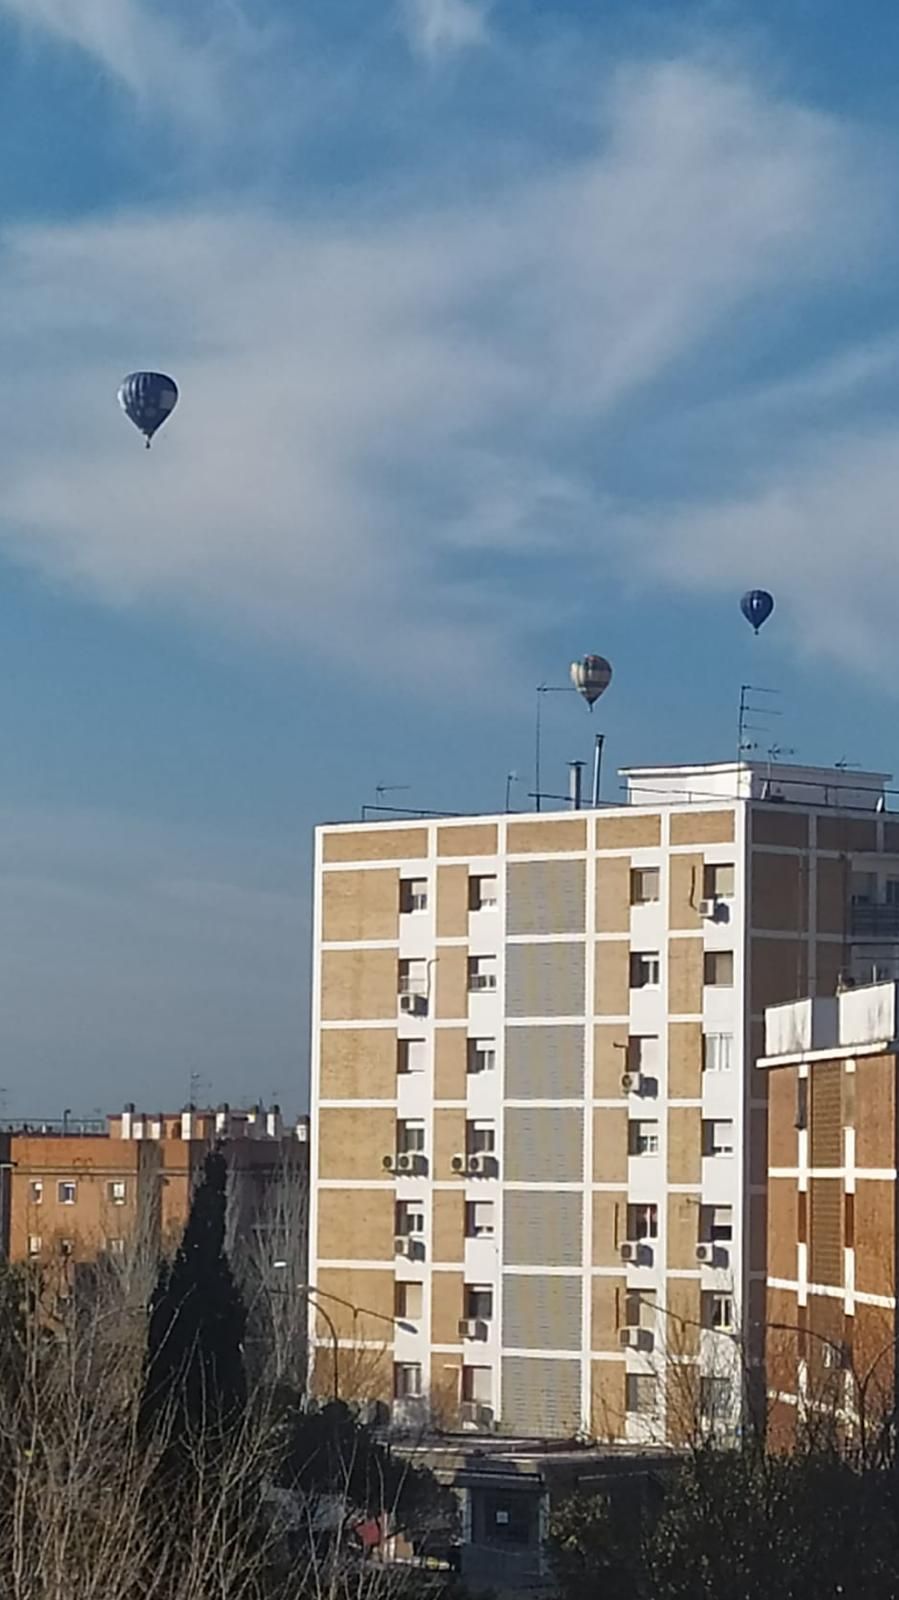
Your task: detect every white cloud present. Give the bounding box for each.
[0,59,884,684]
[400,0,489,61]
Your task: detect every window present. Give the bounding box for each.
[398,959,427,996]
[394,1363,422,1399]
[58,1181,77,1206]
[466,1200,494,1238]
[107,1180,127,1205]
[703,862,735,900]
[395,1201,424,1236]
[27,1235,41,1258]
[468,1121,495,1155]
[704,951,734,987]
[467,1037,496,1074]
[886,879,899,907]
[822,1340,848,1371]
[703,1033,734,1072]
[462,1365,493,1403]
[29,1181,43,1205]
[58,1239,74,1258]
[628,1120,659,1156]
[703,1292,734,1333]
[398,1120,426,1154]
[703,1119,734,1157]
[630,867,660,905]
[107,1238,126,1258]
[702,1205,733,1244]
[470,875,498,911]
[398,1038,427,1075]
[630,952,660,989]
[795,1078,809,1131]
[395,1282,423,1321]
[465,1285,494,1321]
[627,1203,658,1240]
[468,955,497,992]
[626,1374,657,1415]
[700,1375,730,1422]
[851,871,877,906]
[400,878,428,914]
[625,1288,656,1330]
[627,1035,659,1080]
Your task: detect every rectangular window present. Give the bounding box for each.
[703,1292,734,1332]
[625,1288,656,1330]
[468,956,497,992]
[394,1363,422,1399]
[630,952,660,989]
[398,1120,426,1154]
[627,1035,659,1075]
[886,879,899,907]
[704,951,734,987]
[398,959,427,996]
[468,1121,495,1154]
[107,1180,127,1205]
[107,1238,126,1258]
[627,1203,658,1240]
[628,1120,659,1156]
[700,1375,730,1421]
[29,1181,43,1205]
[395,1201,425,1236]
[851,871,877,906]
[466,1285,494,1321]
[58,1181,77,1206]
[630,867,660,905]
[625,1373,657,1415]
[58,1238,73,1258]
[462,1365,493,1404]
[703,1119,735,1157]
[466,1201,494,1238]
[27,1235,41,1257]
[467,1037,496,1074]
[702,1205,733,1244]
[469,875,498,911]
[703,862,735,900]
[395,1282,423,1321]
[397,1038,427,1075]
[400,878,428,914]
[703,1033,734,1072]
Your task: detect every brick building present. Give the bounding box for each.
[760,982,898,1444]
[308,758,899,1443]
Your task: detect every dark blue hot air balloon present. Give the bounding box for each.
[117,372,179,448]
[740,589,774,635]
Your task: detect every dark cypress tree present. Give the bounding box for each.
[139,1147,247,1463]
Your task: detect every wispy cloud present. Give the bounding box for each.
[0,58,885,683]
[400,0,489,62]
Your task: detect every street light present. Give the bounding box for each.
[271,1267,414,1403]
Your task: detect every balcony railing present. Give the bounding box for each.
[850,903,899,940]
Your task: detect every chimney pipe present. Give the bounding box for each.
[568,761,584,811]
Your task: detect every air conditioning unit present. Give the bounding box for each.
[695,1242,717,1265]
[619,1240,640,1263]
[451,1153,466,1173]
[382,1153,396,1172]
[458,1317,486,1340]
[618,1327,643,1350]
[621,1071,642,1095]
[395,1152,417,1174]
[394,1235,416,1258]
[467,1152,491,1176]
[399,992,425,1015]
[699,898,718,918]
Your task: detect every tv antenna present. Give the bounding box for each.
[737,683,781,757]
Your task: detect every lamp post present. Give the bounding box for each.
[272,1267,414,1403]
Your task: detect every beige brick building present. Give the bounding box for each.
[309,759,899,1442]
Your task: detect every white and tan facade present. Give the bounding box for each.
[308,760,898,1442]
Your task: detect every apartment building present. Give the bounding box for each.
[309,759,899,1443]
[760,982,899,1447]
[1,1102,309,1272]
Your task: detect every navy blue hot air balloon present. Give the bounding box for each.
[740,589,774,635]
[117,372,179,448]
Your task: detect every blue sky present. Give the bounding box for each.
[3,0,899,1115]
